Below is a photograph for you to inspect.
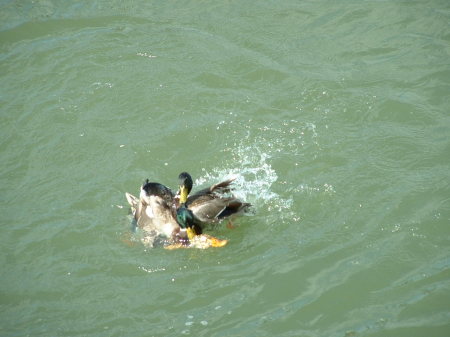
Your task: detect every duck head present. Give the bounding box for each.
[176,205,200,240]
[175,205,227,248]
[177,172,193,204]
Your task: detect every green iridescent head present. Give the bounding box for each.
[176,205,201,240]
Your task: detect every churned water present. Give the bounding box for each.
[1,1,449,336]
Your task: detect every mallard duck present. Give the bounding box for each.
[176,172,251,232]
[125,180,185,244]
[125,176,229,248]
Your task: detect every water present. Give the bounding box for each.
[1,1,449,336]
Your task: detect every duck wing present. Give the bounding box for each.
[186,177,236,205]
[186,177,250,223]
[188,196,251,223]
[125,192,139,218]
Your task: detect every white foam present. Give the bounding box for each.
[196,144,292,214]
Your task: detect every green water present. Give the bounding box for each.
[1,1,449,336]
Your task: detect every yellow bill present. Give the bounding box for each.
[179,185,189,204]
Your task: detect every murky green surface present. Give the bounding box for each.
[1,1,449,336]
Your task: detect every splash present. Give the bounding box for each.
[198,116,323,221]
[196,142,292,216]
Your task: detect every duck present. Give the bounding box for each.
[176,172,251,231]
[125,180,185,245]
[125,176,230,248]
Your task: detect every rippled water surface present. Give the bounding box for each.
[1,1,449,336]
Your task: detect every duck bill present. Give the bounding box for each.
[186,227,196,241]
[179,185,189,204]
